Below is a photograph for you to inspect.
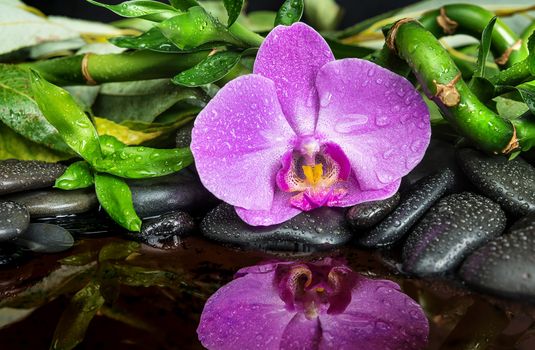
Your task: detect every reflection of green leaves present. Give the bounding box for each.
[55,161,94,190]
[87,0,178,22]
[275,0,304,26]
[94,173,141,232]
[99,241,140,262]
[223,0,243,27]
[51,281,105,350]
[172,50,241,87]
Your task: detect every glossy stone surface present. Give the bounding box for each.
[126,211,195,249]
[201,203,352,252]
[457,148,535,216]
[402,193,506,276]
[0,201,29,242]
[346,193,400,230]
[0,160,66,195]
[14,223,74,253]
[356,169,456,248]
[0,244,27,266]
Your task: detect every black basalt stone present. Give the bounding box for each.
[0,160,66,195]
[457,148,535,216]
[346,193,400,230]
[460,214,535,301]
[14,223,74,253]
[0,201,29,242]
[402,193,506,276]
[201,203,352,252]
[356,169,456,248]
[0,244,28,266]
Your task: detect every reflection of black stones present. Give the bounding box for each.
[346,193,400,230]
[0,201,29,242]
[0,160,66,195]
[34,211,119,236]
[0,244,27,266]
[402,193,506,276]
[460,214,535,300]
[129,169,219,218]
[126,211,195,249]
[357,169,456,248]
[175,123,193,148]
[4,189,97,218]
[458,148,535,216]
[14,223,74,253]
[201,204,351,252]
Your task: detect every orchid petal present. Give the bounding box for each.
[197,270,294,350]
[315,59,431,191]
[191,74,295,211]
[280,313,321,350]
[331,176,401,208]
[254,23,334,135]
[236,190,302,226]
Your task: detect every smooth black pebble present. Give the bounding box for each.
[14,223,74,253]
[0,244,27,266]
[460,214,535,301]
[402,192,506,276]
[356,169,456,248]
[201,203,352,252]
[457,148,535,216]
[346,193,400,230]
[0,201,29,241]
[0,160,66,195]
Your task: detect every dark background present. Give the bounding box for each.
[23,0,419,29]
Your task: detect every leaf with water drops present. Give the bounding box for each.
[158,6,244,50]
[93,146,193,179]
[172,50,241,87]
[55,161,94,190]
[94,173,141,232]
[29,70,102,164]
[516,81,535,115]
[86,0,179,22]
[168,0,199,11]
[110,27,183,52]
[472,16,497,80]
[223,0,243,27]
[99,134,127,157]
[275,0,304,26]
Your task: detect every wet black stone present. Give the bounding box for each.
[356,169,456,248]
[0,160,66,195]
[14,223,74,253]
[0,244,27,266]
[201,203,352,252]
[457,148,535,216]
[34,211,119,236]
[175,123,193,148]
[346,193,400,230]
[459,214,535,301]
[0,201,29,242]
[129,169,219,218]
[4,189,97,218]
[402,193,506,276]
[125,211,195,249]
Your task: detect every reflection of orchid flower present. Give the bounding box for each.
[191,23,430,226]
[198,259,429,349]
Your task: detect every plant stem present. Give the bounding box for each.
[489,59,531,86]
[22,50,209,86]
[419,4,527,68]
[229,22,264,47]
[390,19,516,154]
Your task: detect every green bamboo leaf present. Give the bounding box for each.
[223,0,243,27]
[55,161,94,190]
[50,281,105,350]
[275,0,304,26]
[110,27,182,52]
[99,134,127,156]
[86,0,179,22]
[472,17,497,79]
[168,0,199,11]
[517,80,535,115]
[304,0,342,31]
[172,50,241,87]
[94,173,141,232]
[0,65,70,153]
[158,6,244,50]
[29,70,102,164]
[93,146,193,179]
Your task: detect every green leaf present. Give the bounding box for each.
[94,146,193,179]
[94,173,141,231]
[50,281,105,350]
[472,17,497,80]
[158,6,243,50]
[172,50,241,87]
[86,0,179,22]
[0,65,70,153]
[304,0,342,31]
[55,161,94,190]
[110,27,182,52]
[168,0,199,11]
[0,122,71,162]
[325,38,374,59]
[470,77,496,102]
[92,79,205,124]
[275,0,304,26]
[29,70,102,164]
[495,94,529,120]
[223,0,243,27]
[517,80,535,115]
[239,11,276,33]
[99,134,127,156]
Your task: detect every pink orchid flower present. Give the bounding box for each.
[191,23,430,226]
